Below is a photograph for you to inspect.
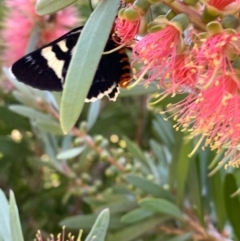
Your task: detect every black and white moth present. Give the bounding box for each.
[11,26,131,102]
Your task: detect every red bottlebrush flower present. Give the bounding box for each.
[133,24,183,84]
[169,73,240,163]
[162,54,197,95]
[208,0,237,10]
[115,17,140,44]
[191,32,240,88]
[36,227,81,241]
[2,0,79,66]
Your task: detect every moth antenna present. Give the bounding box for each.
[102,44,127,55]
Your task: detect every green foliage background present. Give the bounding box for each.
[0,0,240,241]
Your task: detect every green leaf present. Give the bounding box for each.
[36,0,78,15]
[85,209,110,241]
[0,106,29,135]
[149,139,168,165]
[60,214,98,230]
[95,200,137,215]
[187,158,204,225]
[25,26,41,53]
[106,217,164,241]
[209,171,226,230]
[9,105,52,121]
[87,100,101,130]
[60,214,124,230]
[120,208,153,224]
[0,137,31,158]
[164,233,192,241]
[120,84,157,97]
[34,120,63,135]
[57,146,86,159]
[9,191,24,241]
[0,190,11,241]
[224,174,240,240]
[152,114,175,148]
[0,233,4,241]
[139,198,183,221]
[122,136,148,165]
[125,175,174,202]
[168,132,183,188]
[11,91,40,110]
[176,141,192,205]
[60,0,119,133]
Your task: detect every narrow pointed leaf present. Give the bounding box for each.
[209,171,226,230]
[60,214,124,230]
[139,198,183,221]
[9,191,24,241]
[224,174,240,240]
[0,190,11,241]
[176,141,192,204]
[106,217,165,241]
[9,105,52,121]
[87,100,101,130]
[85,209,110,241]
[36,0,78,15]
[120,208,153,224]
[60,0,119,133]
[187,158,204,225]
[122,136,147,165]
[95,201,137,215]
[57,146,86,159]
[35,120,63,135]
[125,175,174,201]
[165,233,192,241]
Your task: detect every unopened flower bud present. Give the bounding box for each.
[79,121,88,132]
[118,8,125,19]
[171,13,189,32]
[94,135,103,145]
[134,0,151,13]
[125,163,132,171]
[202,5,220,24]
[147,23,163,33]
[165,9,176,20]
[123,8,141,21]
[73,137,85,146]
[206,21,223,36]
[116,148,124,156]
[105,168,114,176]
[221,15,239,29]
[147,16,168,32]
[100,139,109,148]
[100,150,109,161]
